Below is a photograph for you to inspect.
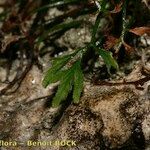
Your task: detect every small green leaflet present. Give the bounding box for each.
[51,60,84,107]
[73,60,84,103]
[98,48,119,73]
[42,55,71,88]
[52,68,74,107]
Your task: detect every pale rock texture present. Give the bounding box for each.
[0,66,149,150]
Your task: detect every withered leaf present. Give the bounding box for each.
[110,1,123,13]
[129,27,150,36]
[103,35,118,50]
[123,42,134,53]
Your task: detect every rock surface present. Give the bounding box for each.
[35,85,149,150]
[0,67,149,150]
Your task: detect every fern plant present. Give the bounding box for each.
[43,48,85,107]
[0,0,148,101]
[42,0,119,107]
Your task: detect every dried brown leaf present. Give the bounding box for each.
[110,1,123,13]
[123,42,134,53]
[129,27,150,36]
[103,35,118,50]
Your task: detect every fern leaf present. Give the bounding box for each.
[98,48,118,73]
[73,60,84,103]
[42,55,71,87]
[52,68,74,107]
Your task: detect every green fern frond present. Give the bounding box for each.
[42,55,71,87]
[52,67,74,107]
[51,59,84,107]
[73,60,84,103]
[98,48,119,73]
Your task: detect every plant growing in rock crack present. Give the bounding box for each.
[42,0,150,107]
[43,0,150,107]
[0,0,148,105]
[42,0,120,107]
